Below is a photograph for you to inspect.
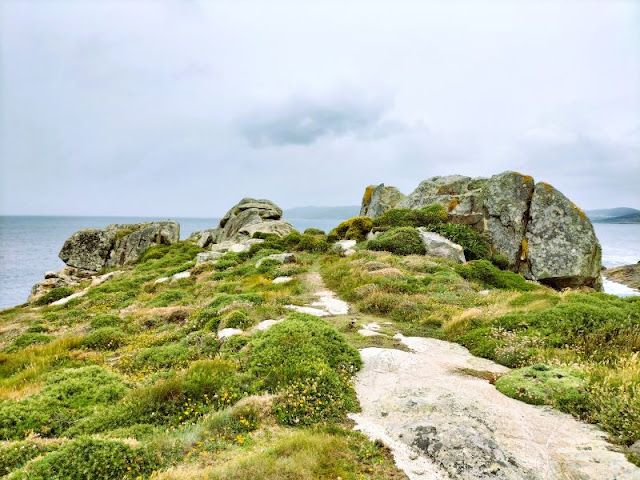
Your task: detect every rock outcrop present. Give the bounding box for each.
[59,221,179,271]
[603,263,640,290]
[29,221,179,304]
[417,229,466,263]
[360,171,602,290]
[190,198,295,258]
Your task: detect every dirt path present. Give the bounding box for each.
[300,273,640,480]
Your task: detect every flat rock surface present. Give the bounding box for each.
[603,263,640,290]
[351,335,640,480]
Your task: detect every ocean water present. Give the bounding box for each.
[0,218,638,309]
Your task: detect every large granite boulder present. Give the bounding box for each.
[525,183,602,289]
[191,198,294,250]
[417,229,466,263]
[59,221,180,271]
[359,171,602,290]
[360,184,406,217]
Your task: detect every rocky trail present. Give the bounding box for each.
[299,272,640,480]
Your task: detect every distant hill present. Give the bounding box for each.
[586,207,640,223]
[595,212,640,224]
[284,205,360,220]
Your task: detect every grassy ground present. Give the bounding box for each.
[0,237,406,479]
[1,223,638,477]
[320,250,640,461]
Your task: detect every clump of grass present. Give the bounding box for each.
[83,327,127,350]
[33,287,74,306]
[455,260,537,291]
[495,363,590,414]
[367,227,426,256]
[4,333,53,353]
[328,216,374,243]
[0,441,59,476]
[9,436,158,479]
[372,204,448,229]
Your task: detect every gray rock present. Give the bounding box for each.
[417,229,466,263]
[332,240,357,257]
[196,251,224,265]
[190,228,219,248]
[359,171,603,290]
[106,221,179,267]
[360,184,407,217]
[59,221,180,271]
[217,198,290,242]
[482,171,535,269]
[525,182,602,290]
[256,253,296,268]
[59,227,118,272]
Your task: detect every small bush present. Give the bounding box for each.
[83,328,126,350]
[220,309,251,329]
[428,223,490,260]
[12,436,158,480]
[328,217,373,242]
[297,233,330,253]
[495,364,590,415]
[490,252,511,270]
[90,314,122,329]
[367,227,426,256]
[373,204,448,229]
[33,287,74,306]
[455,260,537,291]
[304,228,325,235]
[4,333,52,353]
[0,441,58,476]
[132,343,192,371]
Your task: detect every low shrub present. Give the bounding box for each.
[89,314,122,329]
[33,287,74,306]
[83,328,126,351]
[328,217,373,242]
[4,333,52,353]
[304,228,325,235]
[0,441,58,476]
[495,363,590,415]
[428,223,490,260]
[220,309,251,330]
[455,260,537,291]
[373,204,448,229]
[11,436,158,480]
[297,233,330,253]
[132,343,192,372]
[0,366,129,439]
[367,227,426,256]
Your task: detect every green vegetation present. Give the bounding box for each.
[367,227,426,256]
[328,216,374,242]
[1,218,639,475]
[33,287,74,306]
[0,235,403,478]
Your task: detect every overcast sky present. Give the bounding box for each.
[1,0,638,216]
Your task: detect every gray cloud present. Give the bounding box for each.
[238,94,404,147]
[0,0,638,216]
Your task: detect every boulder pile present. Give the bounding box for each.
[361,171,602,290]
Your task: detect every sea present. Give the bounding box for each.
[0,217,638,310]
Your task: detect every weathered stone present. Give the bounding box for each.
[59,221,180,272]
[189,229,219,248]
[59,227,118,272]
[525,182,602,290]
[255,253,296,268]
[240,220,294,238]
[359,171,603,290]
[272,276,293,284]
[360,184,407,217]
[218,328,243,340]
[416,229,466,263]
[106,221,179,267]
[217,198,289,242]
[332,240,357,257]
[171,271,191,282]
[196,251,224,265]
[482,171,535,268]
[603,263,640,290]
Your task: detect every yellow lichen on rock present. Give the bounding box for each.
[362,186,375,206]
[520,238,529,261]
[448,196,459,212]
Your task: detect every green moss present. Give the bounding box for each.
[328,217,373,242]
[495,364,590,414]
[33,287,74,306]
[373,204,448,229]
[455,260,537,291]
[367,227,426,256]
